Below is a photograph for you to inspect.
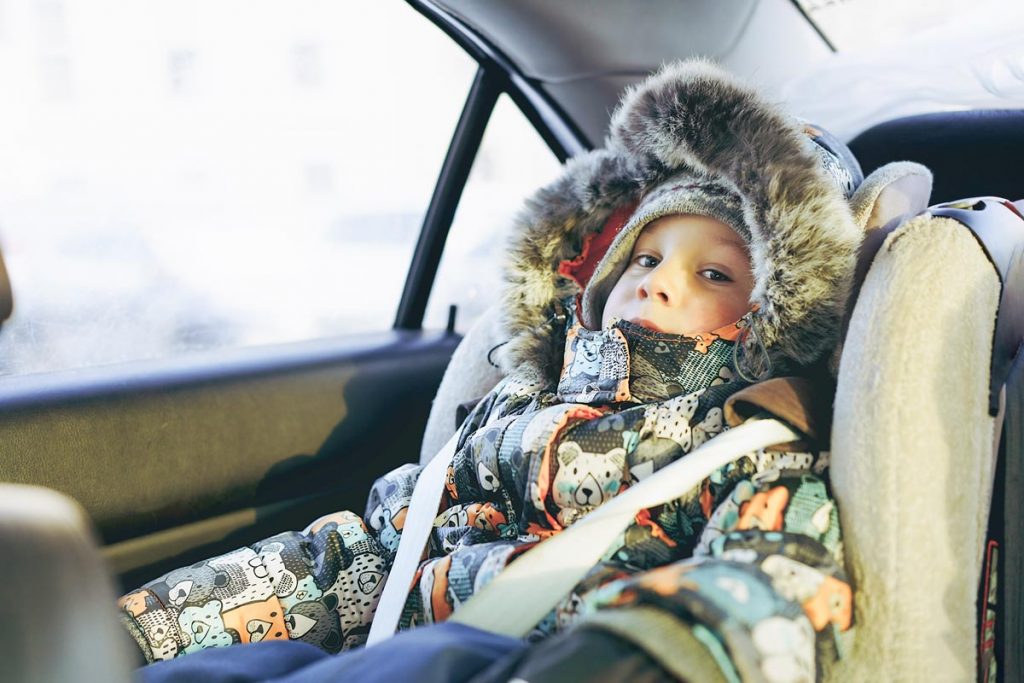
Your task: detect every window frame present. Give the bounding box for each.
[394,0,591,331]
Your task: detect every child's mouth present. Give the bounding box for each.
[630,318,666,333]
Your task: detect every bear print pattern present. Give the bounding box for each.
[178,599,235,654]
[558,324,632,403]
[209,549,275,612]
[120,508,391,662]
[551,440,626,526]
[286,597,342,653]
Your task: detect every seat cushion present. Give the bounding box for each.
[419,306,506,464]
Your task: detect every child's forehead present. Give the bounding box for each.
[636,213,748,251]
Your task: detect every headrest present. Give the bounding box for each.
[849,110,1024,204]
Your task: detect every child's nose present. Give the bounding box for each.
[638,264,682,305]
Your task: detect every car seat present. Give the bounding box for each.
[838,108,1024,682]
[416,110,1024,681]
[416,211,1022,683]
[829,196,1024,683]
[0,484,137,683]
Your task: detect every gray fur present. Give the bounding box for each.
[498,60,861,382]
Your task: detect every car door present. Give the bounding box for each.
[0,0,580,591]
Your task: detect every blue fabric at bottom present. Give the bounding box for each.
[138,623,526,683]
[138,639,327,683]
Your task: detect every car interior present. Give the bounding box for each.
[2,1,1022,681]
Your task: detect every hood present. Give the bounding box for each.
[496,60,865,384]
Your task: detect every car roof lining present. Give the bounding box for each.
[434,0,760,82]
[422,0,832,144]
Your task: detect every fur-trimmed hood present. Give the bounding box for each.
[497,60,866,384]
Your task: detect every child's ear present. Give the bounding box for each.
[849,161,933,231]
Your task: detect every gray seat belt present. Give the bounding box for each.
[451,417,799,636]
[366,431,459,646]
[368,418,798,643]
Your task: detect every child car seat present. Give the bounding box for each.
[420,107,1024,678]
[830,197,1024,683]
[420,201,1022,683]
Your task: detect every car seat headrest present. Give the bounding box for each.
[850,161,933,231]
[849,110,1024,204]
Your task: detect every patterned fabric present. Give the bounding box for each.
[119,308,850,682]
[558,316,747,405]
[573,470,852,683]
[119,511,388,661]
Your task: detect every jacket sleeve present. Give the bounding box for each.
[118,510,389,662]
[117,377,550,663]
[364,374,553,560]
[570,462,852,682]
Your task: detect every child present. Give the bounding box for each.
[119,60,922,680]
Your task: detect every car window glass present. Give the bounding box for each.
[424,95,562,334]
[782,0,1024,139]
[0,1,475,377]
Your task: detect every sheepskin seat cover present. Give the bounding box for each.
[830,215,1000,681]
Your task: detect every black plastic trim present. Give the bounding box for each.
[787,1,837,52]
[394,67,501,330]
[928,199,1024,416]
[394,1,595,330]
[1000,346,1024,683]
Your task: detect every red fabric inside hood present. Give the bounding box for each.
[556,202,638,294]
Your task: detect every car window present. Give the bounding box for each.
[781,0,1024,139]
[424,95,562,334]
[0,1,475,377]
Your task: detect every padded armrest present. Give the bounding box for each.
[0,484,135,683]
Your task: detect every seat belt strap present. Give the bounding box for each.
[366,431,459,646]
[450,418,799,637]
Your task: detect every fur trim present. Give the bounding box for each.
[499,60,862,383]
[499,149,641,381]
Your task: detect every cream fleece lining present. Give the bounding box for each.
[830,215,999,682]
[419,306,505,464]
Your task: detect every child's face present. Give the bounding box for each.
[601,214,754,336]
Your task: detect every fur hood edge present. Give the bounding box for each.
[497,60,862,384]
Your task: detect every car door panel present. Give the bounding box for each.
[0,330,459,585]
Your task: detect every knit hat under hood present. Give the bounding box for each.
[498,60,865,384]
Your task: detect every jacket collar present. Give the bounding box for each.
[556,307,749,405]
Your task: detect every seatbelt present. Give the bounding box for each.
[450,417,799,637]
[368,417,798,644]
[366,431,460,646]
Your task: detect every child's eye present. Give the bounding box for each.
[634,254,660,268]
[700,269,732,283]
